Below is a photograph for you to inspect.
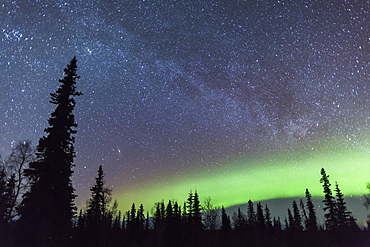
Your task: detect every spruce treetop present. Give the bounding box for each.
[19,57,82,247]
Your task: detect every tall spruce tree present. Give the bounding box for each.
[292,200,303,231]
[186,190,193,219]
[185,190,202,230]
[247,200,256,229]
[265,204,273,229]
[173,201,181,227]
[85,165,113,228]
[192,191,203,229]
[84,170,116,247]
[127,203,137,233]
[137,204,145,231]
[232,207,247,230]
[256,202,265,230]
[305,189,317,231]
[334,182,353,227]
[18,57,82,247]
[154,201,165,231]
[320,168,338,230]
[221,206,231,231]
[166,200,173,221]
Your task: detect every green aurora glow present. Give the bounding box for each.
[116,135,370,214]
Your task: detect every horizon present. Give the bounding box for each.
[100,137,370,222]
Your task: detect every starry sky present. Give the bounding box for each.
[1,0,369,217]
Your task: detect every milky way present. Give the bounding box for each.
[1,0,369,214]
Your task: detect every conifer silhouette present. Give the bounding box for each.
[320,168,338,230]
[305,188,317,231]
[18,57,81,247]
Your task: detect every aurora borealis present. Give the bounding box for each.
[1,0,369,219]
[117,133,370,214]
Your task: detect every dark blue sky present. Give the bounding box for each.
[1,0,369,214]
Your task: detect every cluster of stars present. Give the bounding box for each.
[1,0,369,215]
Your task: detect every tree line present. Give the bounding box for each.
[1,57,369,247]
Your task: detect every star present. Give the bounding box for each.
[1,0,368,221]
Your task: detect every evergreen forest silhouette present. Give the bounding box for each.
[1,58,370,247]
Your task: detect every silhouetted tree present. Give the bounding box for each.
[163,200,180,247]
[166,200,173,220]
[1,141,35,246]
[320,168,337,230]
[292,200,303,231]
[186,191,193,218]
[192,191,203,229]
[0,140,35,222]
[232,207,247,230]
[18,57,82,247]
[265,204,273,229]
[135,204,146,245]
[305,188,317,231]
[334,182,353,228]
[203,196,220,230]
[85,166,113,225]
[125,202,147,246]
[185,190,202,230]
[127,203,137,233]
[85,165,114,247]
[154,200,165,231]
[173,201,181,227]
[219,205,232,246]
[137,204,145,231]
[247,200,256,229]
[256,202,265,230]
[221,206,231,231]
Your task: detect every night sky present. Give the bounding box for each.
[1,0,369,218]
